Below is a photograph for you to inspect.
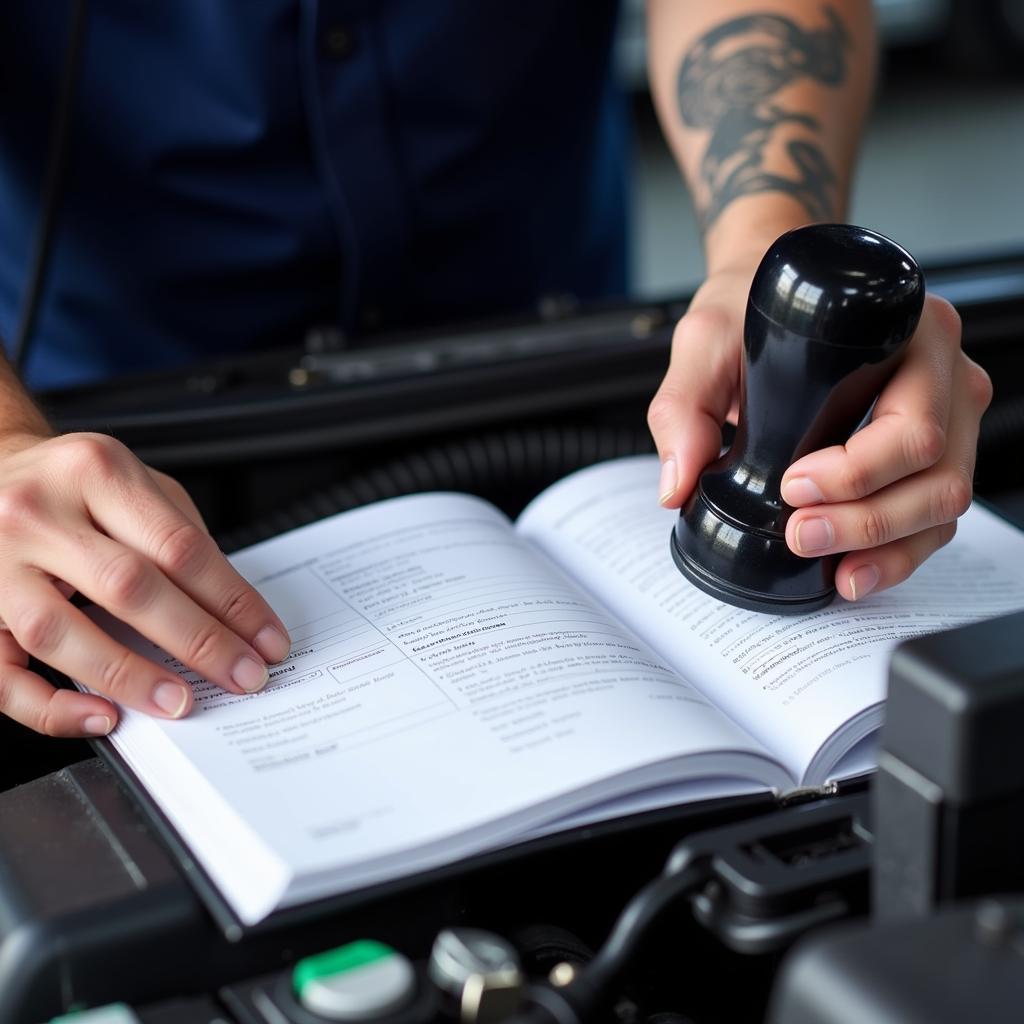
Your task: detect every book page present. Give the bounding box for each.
[90,491,788,924]
[517,457,1024,783]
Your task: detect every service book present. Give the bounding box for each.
[80,456,1024,926]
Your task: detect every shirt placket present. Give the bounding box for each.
[298,0,410,333]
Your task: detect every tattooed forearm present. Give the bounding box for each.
[677,6,850,231]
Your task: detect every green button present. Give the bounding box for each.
[51,1006,140,1024]
[294,940,415,1020]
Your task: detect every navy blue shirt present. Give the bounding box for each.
[0,1,628,390]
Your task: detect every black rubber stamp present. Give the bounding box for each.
[671,224,925,613]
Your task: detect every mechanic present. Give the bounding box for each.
[0,1,990,739]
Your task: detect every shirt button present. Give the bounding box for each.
[322,24,357,60]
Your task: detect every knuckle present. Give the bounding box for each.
[890,547,917,585]
[0,674,52,735]
[861,506,895,549]
[153,520,209,575]
[96,550,152,610]
[0,673,60,736]
[219,584,263,626]
[675,306,730,344]
[928,294,962,339]
[161,475,192,507]
[965,360,994,410]
[98,647,137,699]
[59,433,126,476]
[933,471,973,524]
[34,693,62,738]
[839,459,874,501]
[11,604,63,654]
[181,621,223,669]
[0,483,44,532]
[646,390,680,436]
[905,418,946,470]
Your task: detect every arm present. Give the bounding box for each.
[645,0,992,600]
[648,0,873,275]
[0,359,291,737]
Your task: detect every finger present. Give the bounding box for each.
[48,530,272,695]
[147,467,208,530]
[786,399,980,561]
[0,629,29,668]
[70,443,290,663]
[0,655,119,737]
[0,574,195,720]
[647,307,739,508]
[0,577,75,629]
[786,335,987,561]
[786,460,973,559]
[782,296,961,507]
[834,521,958,602]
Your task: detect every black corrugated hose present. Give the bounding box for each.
[220,423,656,552]
[975,396,1024,496]
[980,395,1024,454]
[220,395,1024,553]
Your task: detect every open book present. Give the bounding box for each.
[85,456,1024,926]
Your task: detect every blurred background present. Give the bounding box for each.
[618,0,1024,296]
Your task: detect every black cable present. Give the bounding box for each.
[10,0,90,375]
[571,858,711,1010]
[512,855,713,1024]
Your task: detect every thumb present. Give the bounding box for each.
[646,306,740,508]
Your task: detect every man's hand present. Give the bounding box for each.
[647,272,992,602]
[0,432,291,737]
[646,266,748,511]
[779,295,992,600]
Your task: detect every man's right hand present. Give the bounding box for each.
[0,432,291,738]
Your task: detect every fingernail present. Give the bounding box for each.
[783,476,825,506]
[795,517,834,553]
[658,458,678,505]
[232,655,269,693]
[153,681,190,718]
[254,625,290,663]
[83,715,112,736]
[849,564,880,601]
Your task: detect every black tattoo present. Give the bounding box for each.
[677,7,850,230]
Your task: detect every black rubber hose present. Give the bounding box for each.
[980,395,1024,451]
[218,393,1024,554]
[221,422,655,551]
